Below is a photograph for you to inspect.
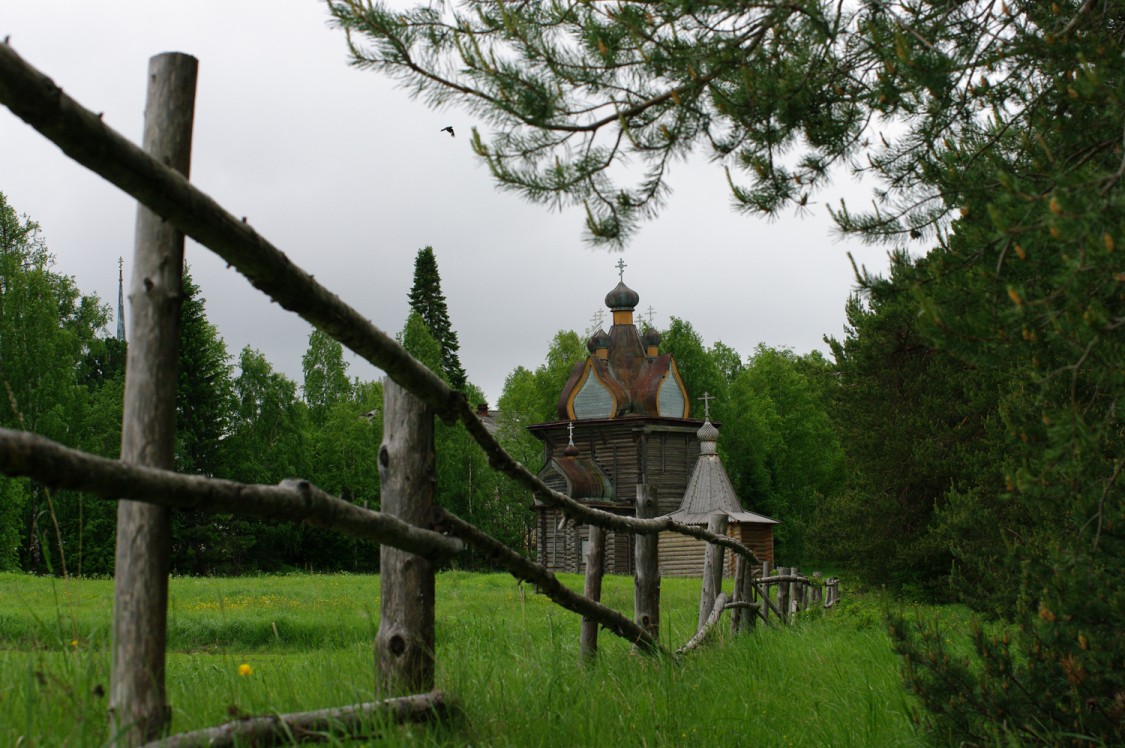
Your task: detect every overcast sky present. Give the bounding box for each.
[2,1,895,406]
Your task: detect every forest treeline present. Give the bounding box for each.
[1,168,1120,737]
[0,179,1101,605]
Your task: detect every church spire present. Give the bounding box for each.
[116,257,126,342]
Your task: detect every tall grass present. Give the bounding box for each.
[0,571,925,746]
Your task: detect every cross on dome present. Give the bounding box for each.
[567,421,575,445]
[615,258,627,282]
[698,391,716,420]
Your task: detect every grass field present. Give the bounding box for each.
[0,571,929,746]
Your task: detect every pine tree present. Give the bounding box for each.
[328,3,1125,742]
[407,246,466,389]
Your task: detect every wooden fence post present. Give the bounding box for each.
[790,566,801,617]
[634,483,660,644]
[697,512,728,632]
[109,52,197,747]
[580,524,606,661]
[760,560,771,624]
[811,571,823,606]
[376,379,436,695]
[730,555,756,635]
[777,566,790,623]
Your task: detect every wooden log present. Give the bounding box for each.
[0,429,462,560]
[634,483,660,643]
[140,690,450,748]
[580,524,606,661]
[776,566,790,623]
[790,566,801,617]
[724,601,761,612]
[697,512,728,632]
[675,592,727,656]
[730,555,756,635]
[753,581,785,620]
[760,560,771,624]
[825,577,840,608]
[0,43,761,569]
[755,573,810,584]
[730,555,745,635]
[431,508,663,655]
[376,381,436,695]
[109,52,197,747]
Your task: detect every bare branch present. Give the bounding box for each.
[0,428,464,561]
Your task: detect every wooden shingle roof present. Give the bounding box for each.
[664,420,778,526]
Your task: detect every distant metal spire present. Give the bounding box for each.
[645,305,656,326]
[615,257,627,282]
[116,257,126,342]
[567,421,575,446]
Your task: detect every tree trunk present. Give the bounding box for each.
[580,524,606,660]
[376,380,436,695]
[109,52,197,747]
[633,483,660,643]
[698,512,728,632]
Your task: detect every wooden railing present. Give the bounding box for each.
[0,44,839,748]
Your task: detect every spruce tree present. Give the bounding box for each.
[407,246,466,389]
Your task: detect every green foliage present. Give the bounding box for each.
[496,329,585,426]
[326,1,1044,247]
[0,192,114,576]
[407,246,466,389]
[300,328,352,423]
[170,268,241,574]
[821,275,1005,600]
[299,331,381,572]
[492,330,588,558]
[400,310,445,382]
[724,345,844,563]
[816,3,1125,741]
[0,193,107,440]
[0,478,27,571]
[659,317,730,421]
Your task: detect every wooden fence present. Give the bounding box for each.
[0,45,840,747]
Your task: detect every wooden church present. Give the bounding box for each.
[529,266,776,575]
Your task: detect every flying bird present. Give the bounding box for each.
[440,126,454,137]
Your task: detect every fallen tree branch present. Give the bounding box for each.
[0,43,758,567]
[141,690,450,748]
[676,592,727,656]
[431,507,665,655]
[0,428,463,561]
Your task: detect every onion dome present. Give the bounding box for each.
[587,329,609,353]
[564,422,580,460]
[642,326,662,349]
[589,329,610,359]
[697,419,719,455]
[605,281,639,311]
